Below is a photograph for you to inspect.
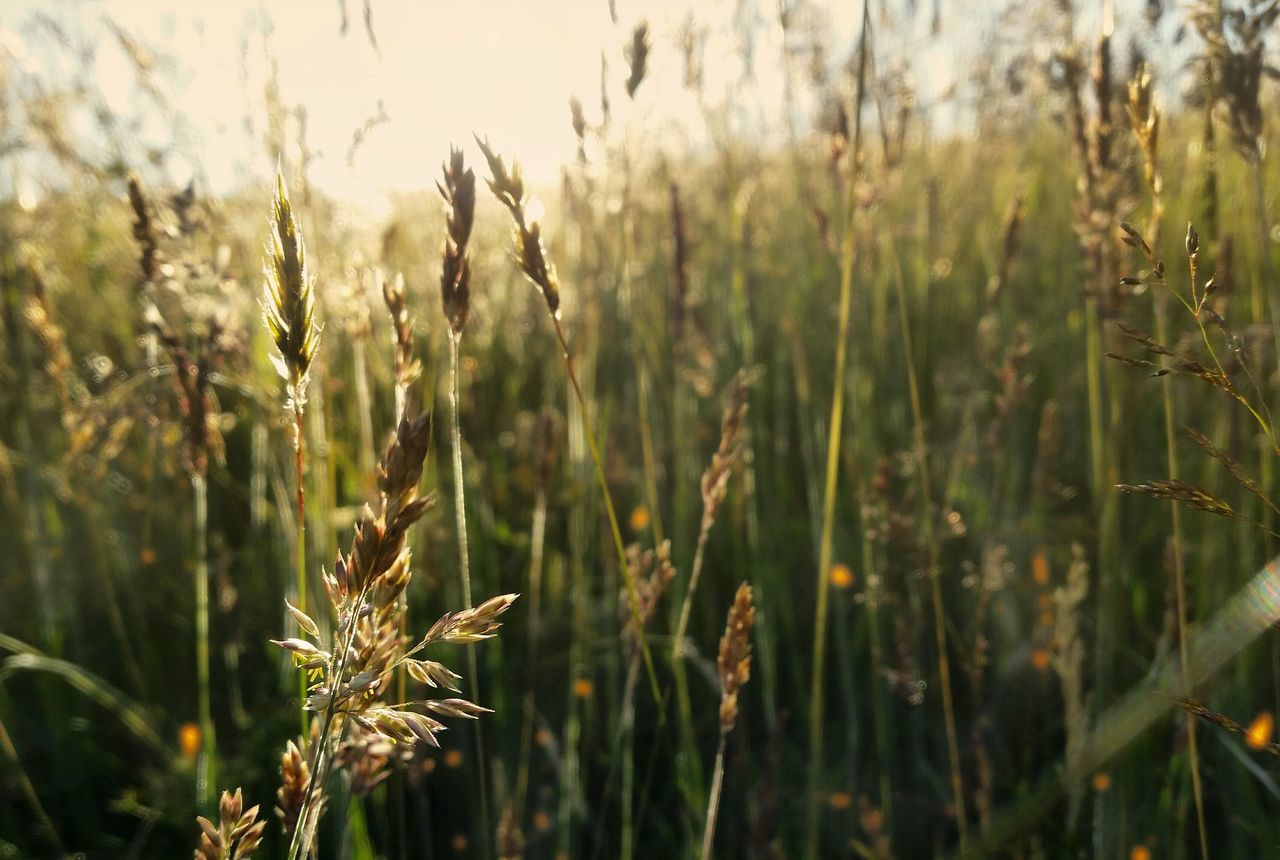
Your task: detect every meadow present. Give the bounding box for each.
[4,0,1280,857]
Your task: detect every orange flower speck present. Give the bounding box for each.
[830,563,855,589]
[1032,550,1050,586]
[179,721,201,760]
[1246,711,1274,750]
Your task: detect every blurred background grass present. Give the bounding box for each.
[4,0,1280,857]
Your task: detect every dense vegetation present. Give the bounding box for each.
[4,1,1280,857]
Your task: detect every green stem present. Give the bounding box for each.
[889,242,965,846]
[550,315,661,706]
[290,579,373,860]
[700,734,727,860]
[514,483,547,821]
[449,332,491,858]
[193,472,216,811]
[806,9,869,853]
[295,405,308,741]
[0,698,66,854]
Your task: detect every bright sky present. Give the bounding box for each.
[0,0,1163,213]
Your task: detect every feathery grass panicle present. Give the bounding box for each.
[262,170,321,412]
[195,788,265,860]
[439,146,476,336]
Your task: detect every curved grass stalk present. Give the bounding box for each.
[805,4,871,854]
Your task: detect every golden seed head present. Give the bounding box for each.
[262,169,321,411]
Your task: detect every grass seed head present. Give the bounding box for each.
[475,135,561,315]
[195,787,265,860]
[439,146,476,336]
[262,170,321,412]
[625,21,651,98]
[718,583,755,733]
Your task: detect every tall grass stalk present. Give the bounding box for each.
[261,171,321,742]
[192,471,216,809]
[0,714,64,856]
[448,329,490,851]
[513,424,549,823]
[889,240,966,846]
[439,145,490,855]
[1126,65,1208,859]
[293,405,308,739]
[701,582,753,860]
[805,3,869,854]
[477,136,661,704]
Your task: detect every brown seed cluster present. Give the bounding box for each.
[621,541,676,653]
[195,787,265,860]
[476,135,561,316]
[701,369,755,533]
[275,735,320,839]
[381,272,421,396]
[439,146,476,336]
[717,583,755,733]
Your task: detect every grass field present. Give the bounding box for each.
[5,1,1280,857]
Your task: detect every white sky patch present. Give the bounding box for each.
[0,0,1177,213]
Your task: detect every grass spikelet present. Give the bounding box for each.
[1115,479,1236,520]
[195,787,265,860]
[276,735,319,840]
